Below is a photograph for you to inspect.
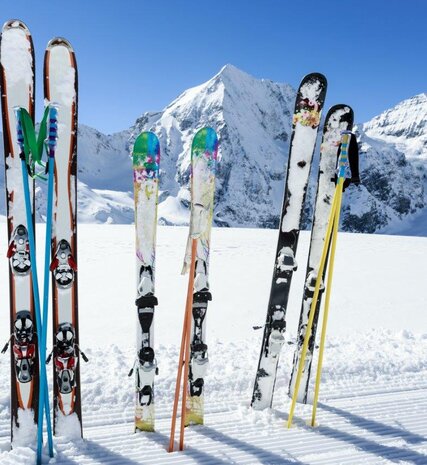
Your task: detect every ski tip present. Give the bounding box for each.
[192,127,219,157]
[300,72,327,87]
[2,19,31,35]
[324,104,354,130]
[132,131,160,169]
[46,37,74,53]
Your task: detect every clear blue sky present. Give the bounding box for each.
[2,0,426,134]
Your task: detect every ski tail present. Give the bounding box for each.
[0,19,39,444]
[289,105,354,403]
[251,73,327,410]
[184,127,218,425]
[44,37,82,435]
[132,131,160,432]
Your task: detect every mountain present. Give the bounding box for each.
[0,65,426,235]
[363,93,427,160]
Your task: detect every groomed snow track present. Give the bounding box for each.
[1,226,427,464]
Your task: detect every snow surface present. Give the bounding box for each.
[1,225,427,464]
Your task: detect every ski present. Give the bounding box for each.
[288,105,354,403]
[0,19,39,445]
[130,131,160,432]
[44,37,85,435]
[182,127,218,425]
[251,73,327,410]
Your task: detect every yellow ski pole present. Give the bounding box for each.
[287,183,339,428]
[311,177,344,426]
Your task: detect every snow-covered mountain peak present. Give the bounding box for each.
[1,64,425,234]
[363,93,427,159]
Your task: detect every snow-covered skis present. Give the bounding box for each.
[130,131,160,432]
[0,19,39,445]
[289,105,354,403]
[182,127,218,426]
[251,73,327,410]
[44,37,85,435]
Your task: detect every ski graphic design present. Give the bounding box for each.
[289,105,354,403]
[0,19,39,444]
[130,131,160,432]
[44,37,85,435]
[251,73,327,410]
[182,127,218,425]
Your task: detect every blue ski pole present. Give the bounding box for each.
[15,108,54,463]
[40,105,58,456]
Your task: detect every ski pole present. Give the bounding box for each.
[168,238,197,452]
[168,306,189,452]
[39,105,58,455]
[15,107,53,463]
[311,178,343,426]
[310,131,353,426]
[287,181,340,428]
[179,237,198,451]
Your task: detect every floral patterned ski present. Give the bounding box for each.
[131,131,160,432]
[182,127,218,425]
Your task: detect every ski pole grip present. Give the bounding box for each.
[337,131,352,179]
[13,107,26,159]
[47,105,59,157]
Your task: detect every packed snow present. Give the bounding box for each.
[1,224,427,464]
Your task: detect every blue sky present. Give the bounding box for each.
[2,0,426,133]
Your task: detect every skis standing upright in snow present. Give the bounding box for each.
[0,19,39,444]
[289,105,354,404]
[183,127,218,425]
[251,73,327,410]
[44,38,86,435]
[130,132,160,432]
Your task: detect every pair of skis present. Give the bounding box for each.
[0,20,85,458]
[131,128,218,438]
[252,73,359,410]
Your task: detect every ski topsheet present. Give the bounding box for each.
[288,105,354,404]
[251,73,327,410]
[44,38,83,436]
[131,132,160,432]
[0,19,39,445]
[182,127,218,425]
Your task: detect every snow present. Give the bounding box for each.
[281,123,318,232]
[1,225,427,464]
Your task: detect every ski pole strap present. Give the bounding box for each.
[14,107,25,159]
[14,106,50,177]
[348,132,360,185]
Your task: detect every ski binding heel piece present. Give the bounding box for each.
[11,310,36,383]
[190,343,209,397]
[135,347,157,406]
